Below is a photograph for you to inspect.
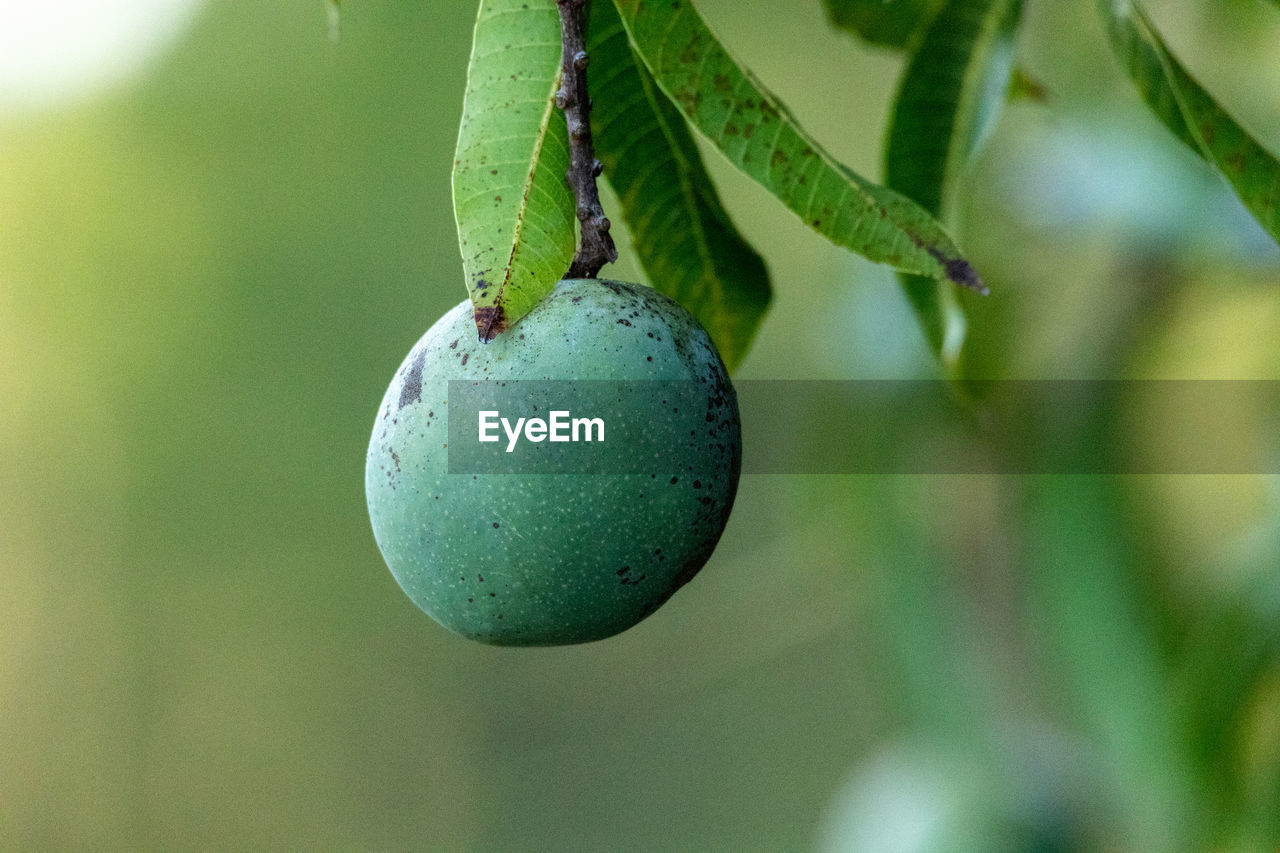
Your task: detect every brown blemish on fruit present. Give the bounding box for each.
[397,350,426,410]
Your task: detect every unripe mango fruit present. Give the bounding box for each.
[365,278,741,645]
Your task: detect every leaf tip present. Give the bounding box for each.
[940,255,988,295]
[474,304,507,343]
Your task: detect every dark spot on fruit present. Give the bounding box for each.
[670,476,678,484]
[492,522,500,528]
[397,350,426,410]
[461,352,470,366]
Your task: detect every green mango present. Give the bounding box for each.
[365,279,741,645]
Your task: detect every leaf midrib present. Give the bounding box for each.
[496,61,564,310]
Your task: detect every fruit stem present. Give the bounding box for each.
[556,0,618,279]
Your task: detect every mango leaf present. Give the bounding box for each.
[452,0,577,342]
[588,2,770,370]
[1023,476,1200,846]
[885,0,1025,369]
[822,0,946,50]
[1100,0,1280,244]
[612,0,986,296]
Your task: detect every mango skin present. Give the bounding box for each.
[365,279,741,645]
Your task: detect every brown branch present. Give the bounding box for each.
[556,0,617,279]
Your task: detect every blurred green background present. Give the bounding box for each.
[3,0,1279,849]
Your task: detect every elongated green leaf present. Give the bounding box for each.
[588,2,770,370]
[1101,0,1280,244]
[452,0,576,342]
[886,0,1024,369]
[1023,476,1200,848]
[822,0,946,49]
[612,0,985,295]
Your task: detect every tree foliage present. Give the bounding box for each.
[452,0,1280,371]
